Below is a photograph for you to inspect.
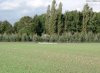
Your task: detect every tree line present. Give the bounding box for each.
[0,0,100,42]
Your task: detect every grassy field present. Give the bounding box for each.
[0,43,100,73]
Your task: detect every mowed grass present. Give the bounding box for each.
[0,43,100,73]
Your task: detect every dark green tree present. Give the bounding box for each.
[32,15,44,36]
[88,12,97,33]
[1,21,12,34]
[96,13,100,33]
[14,16,33,34]
[0,21,2,33]
[64,11,80,33]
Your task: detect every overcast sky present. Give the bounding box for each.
[0,0,100,24]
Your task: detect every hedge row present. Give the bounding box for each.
[0,32,100,42]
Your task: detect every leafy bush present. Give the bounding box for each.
[2,33,9,42]
[41,34,50,42]
[21,33,30,42]
[32,35,42,42]
[49,35,59,42]
[0,34,3,41]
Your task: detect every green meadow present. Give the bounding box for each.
[0,43,100,73]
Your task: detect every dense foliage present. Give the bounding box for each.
[0,0,100,42]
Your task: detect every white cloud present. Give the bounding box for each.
[88,2,100,12]
[0,0,49,10]
[60,0,86,11]
[0,0,100,11]
[20,9,30,14]
[0,1,20,10]
[26,0,49,8]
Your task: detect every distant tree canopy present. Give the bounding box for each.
[0,0,100,42]
[0,21,12,34]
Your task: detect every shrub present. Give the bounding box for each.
[29,34,33,41]
[2,33,9,42]
[0,34,3,41]
[8,34,16,42]
[49,35,59,42]
[87,32,94,42]
[33,35,42,42]
[72,32,80,42]
[65,32,73,42]
[21,33,30,42]
[41,34,50,42]
[96,33,100,42]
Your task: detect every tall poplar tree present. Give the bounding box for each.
[82,4,91,34]
[45,5,51,34]
[57,2,63,35]
[50,0,57,35]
